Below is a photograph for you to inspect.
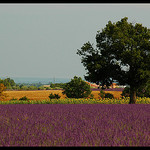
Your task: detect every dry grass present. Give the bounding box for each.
[3,90,122,101]
[92,91,122,99]
[4,90,66,101]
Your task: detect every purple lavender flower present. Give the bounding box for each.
[0,104,149,146]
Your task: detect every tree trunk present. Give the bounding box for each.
[129,88,136,104]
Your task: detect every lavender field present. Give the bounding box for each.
[0,104,149,146]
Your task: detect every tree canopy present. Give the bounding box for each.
[77,17,150,104]
[0,78,16,89]
[62,76,91,98]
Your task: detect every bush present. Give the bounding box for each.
[105,93,114,99]
[38,86,45,90]
[19,96,29,100]
[98,90,114,99]
[49,93,61,99]
[99,90,105,99]
[46,87,51,90]
[62,76,91,98]
[121,87,130,97]
[88,94,94,99]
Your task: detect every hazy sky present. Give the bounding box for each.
[0,3,150,79]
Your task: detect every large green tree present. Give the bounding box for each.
[77,17,150,104]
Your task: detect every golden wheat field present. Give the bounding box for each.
[3,90,122,101]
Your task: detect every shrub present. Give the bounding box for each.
[99,89,105,99]
[50,83,55,88]
[121,87,130,98]
[38,86,45,90]
[19,96,29,100]
[46,87,51,90]
[105,93,114,99]
[62,76,91,98]
[88,94,94,99]
[49,93,61,99]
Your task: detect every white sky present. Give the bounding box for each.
[0,3,150,79]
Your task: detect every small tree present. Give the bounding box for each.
[19,96,29,100]
[0,83,7,100]
[62,76,91,98]
[50,83,55,88]
[99,89,105,99]
[49,93,61,99]
[105,93,114,99]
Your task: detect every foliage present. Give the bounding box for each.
[20,86,29,90]
[12,85,20,90]
[121,87,130,98]
[99,89,105,99]
[50,83,55,88]
[0,78,16,89]
[77,17,150,104]
[50,83,66,89]
[104,93,114,99]
[19,96,29,101]
[62,76,91,98]
[45,87,51,90]
[49,93,61,99]
[88,93,94,99]
[38,86,45,90]
[28,86,37,90]
[99,90,114,99]
[0,83,7,100]
[17,82,43,88]
[0,79,66,91]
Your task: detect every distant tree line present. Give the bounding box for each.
[0,78,67,90]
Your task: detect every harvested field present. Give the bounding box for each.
[3,90,122,101]
[92,91,122,99]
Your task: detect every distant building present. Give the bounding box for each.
[118,85,127,88]
[85,81,99,88]
[85,81,122,89]
[109,83,119,88]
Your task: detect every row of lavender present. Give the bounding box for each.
[48,88,124,91]
[0,104,149,146]
[91,88,124,91]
